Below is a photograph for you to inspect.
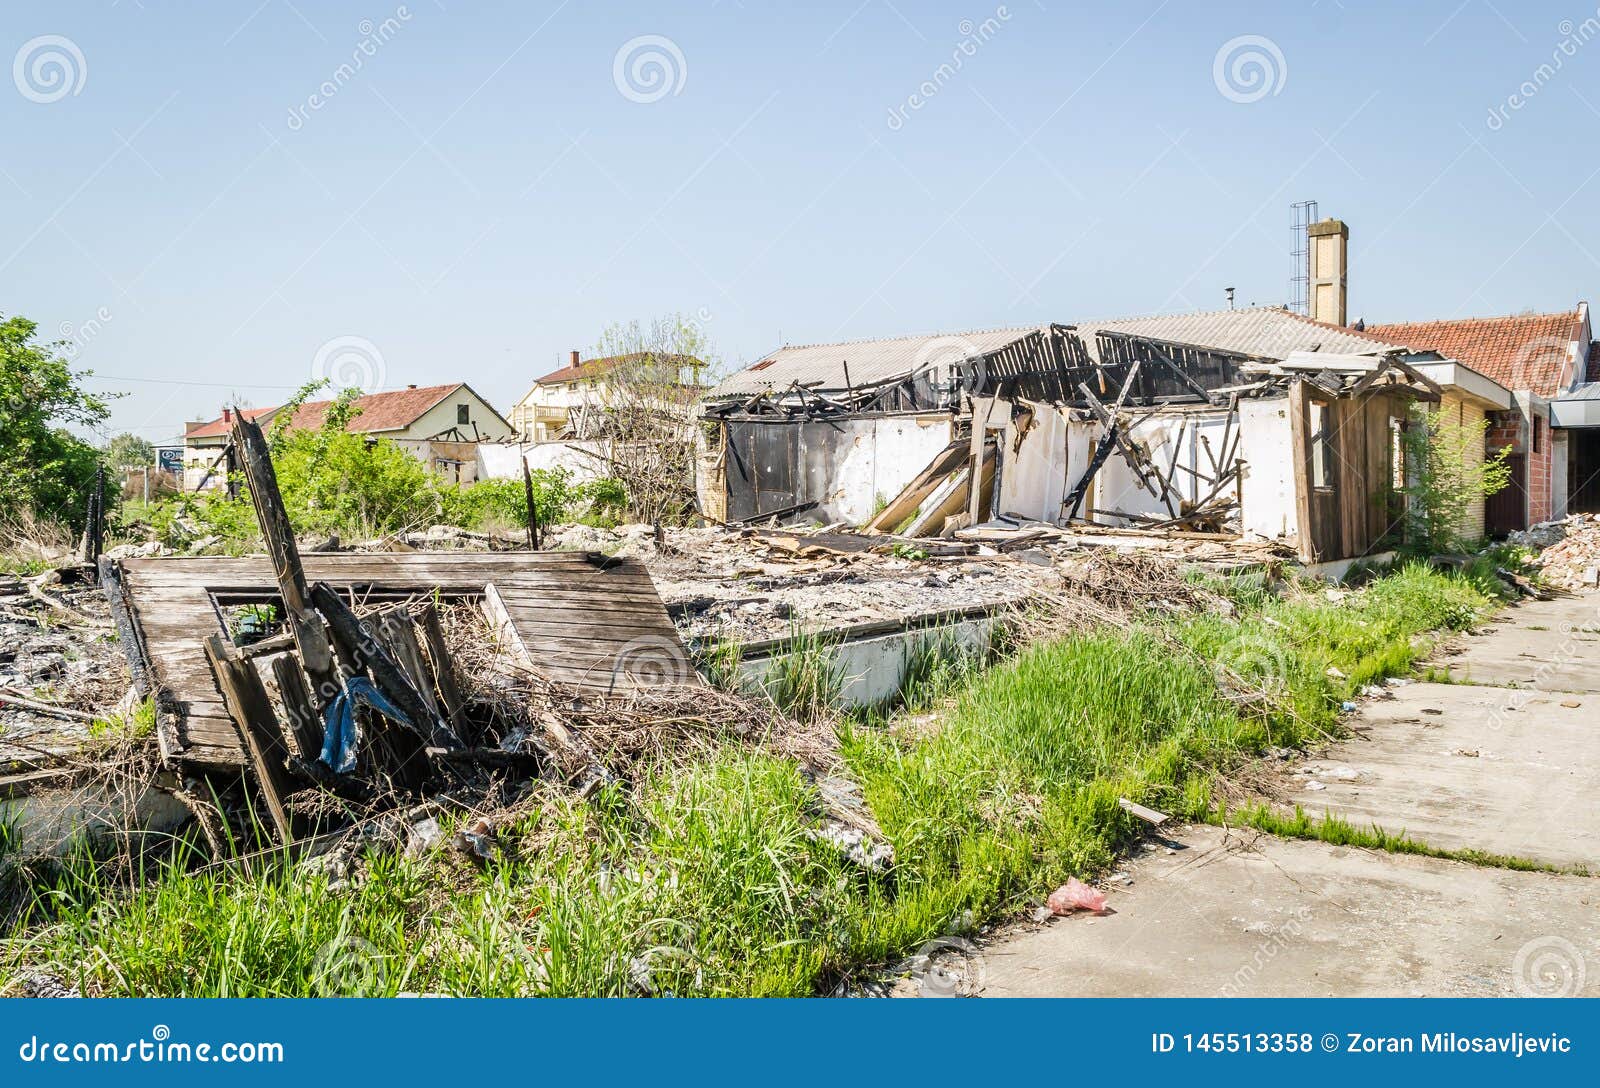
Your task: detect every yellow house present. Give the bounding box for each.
[1406,358,1515,541]
[182,382,515,488]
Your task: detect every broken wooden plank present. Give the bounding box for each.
[204,634,296,844]
[864,439,970,533]
[0,689,97,723]
[269,654,323,760]
[483,583,611,796]
[308,581,458,752]
[413,603,468,736]
[373,609,441,721]
[1118,797,1170,826]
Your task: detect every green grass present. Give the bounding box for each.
[1224,803,1587,876]
[0,562,1498,996]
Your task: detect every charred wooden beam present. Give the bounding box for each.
[309,581,460,752]
[204,634,296,844]
[229,411,340,703]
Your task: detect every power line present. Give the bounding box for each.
[85,373,304,390]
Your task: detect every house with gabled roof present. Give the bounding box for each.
[509,349,706,442]
[182,382,514,489]
[1361,306,1595,526]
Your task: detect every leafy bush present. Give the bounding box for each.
[445,473,574,532]
[1403,410,1511,554]
[272,428,445,537]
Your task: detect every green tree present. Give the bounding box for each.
[1403,409,1512,553]
[0,313,113,530]
[107,432,155,469]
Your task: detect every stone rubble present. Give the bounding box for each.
[1508,513,1600,591]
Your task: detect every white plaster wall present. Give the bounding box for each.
[475,440,609,483]
[997,404,1072,522]
[1236,397,1297,543]
[1086,411,1233,525]
[403,389,516,443]
[828,417,954,524]
[735,616,997,711]
[1552,432,1570,520]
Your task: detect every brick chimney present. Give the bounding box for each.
[570,350,581,369]
[1307,218,1349,326]
[222,407,233,423]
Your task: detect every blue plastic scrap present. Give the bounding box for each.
[318,676,416,775]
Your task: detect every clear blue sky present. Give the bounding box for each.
[3,0,1598,441]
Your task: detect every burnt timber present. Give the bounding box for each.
[105,552,686,771]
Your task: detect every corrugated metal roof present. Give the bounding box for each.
[1078,306,1401,360]
[1555,381,1600,401]
[709,308,1402,398]
[708,325,1045,397]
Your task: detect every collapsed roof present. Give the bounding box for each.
[707,306,1410,407]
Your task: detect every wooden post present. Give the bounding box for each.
[521,456,540,550]
[229,411,339,704]
[1287,379,1318,564]
[204,635,295,844]
[224,439,239,501]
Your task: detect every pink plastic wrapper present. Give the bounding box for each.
[1047,877,1107,915]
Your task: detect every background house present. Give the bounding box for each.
[182,383,514,489]
[509,350,706,442]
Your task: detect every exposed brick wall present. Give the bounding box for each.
[1487,412,1521,453]
[1528,413,1552,524]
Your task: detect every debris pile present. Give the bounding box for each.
[0,568,128,769]
[1508,513,1600,591]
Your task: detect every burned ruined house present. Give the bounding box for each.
[699,311,1447,566]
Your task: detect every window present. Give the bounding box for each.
[1532,417,1542,454]
[1310,401,1335,490]
[456,404,470,426]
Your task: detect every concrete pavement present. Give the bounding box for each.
[973,590,1600,997]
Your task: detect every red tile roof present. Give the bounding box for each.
[1363,311,1582,397]
[186,383,467,440]
[183,406,277,439]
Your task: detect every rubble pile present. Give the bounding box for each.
[1508,513,1600,591]
[0,569,129,769]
